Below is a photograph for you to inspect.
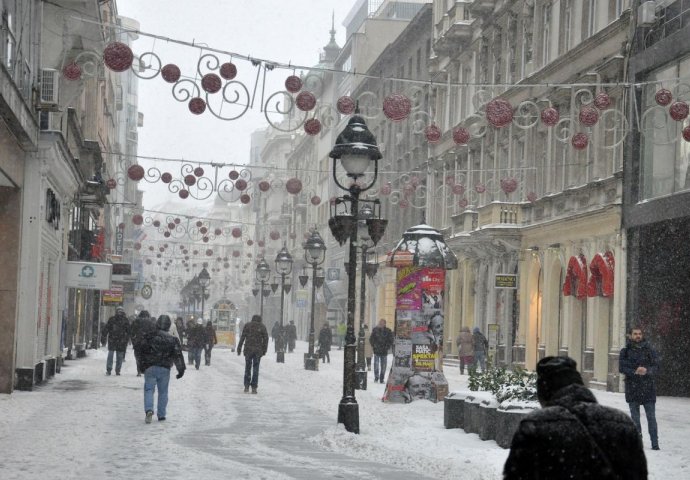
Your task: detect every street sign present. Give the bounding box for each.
[140,284,153,299]
[64,261,112,290]
[495,274,517,289]
[102,284,124,304]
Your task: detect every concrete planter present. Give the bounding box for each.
[478,402,498,441]
[463,398,481,434]
[443,392,466,429]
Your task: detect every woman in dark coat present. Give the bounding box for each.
[317,323,332,363]
[203,320,218,366]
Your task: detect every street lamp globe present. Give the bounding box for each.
[304,231,327,266]
[329,115,382,179]
[275,246,293,275]
[198,267,211,288]
[255,258,271,282]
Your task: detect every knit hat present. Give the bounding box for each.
[536,356,584,404]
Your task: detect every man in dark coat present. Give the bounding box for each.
[369,318,394,383]
[504,356,647,480]
[271,321,282,353]
[619,326,660,450]
[237,314,269,394]
[130,310,156,377]
[101,306,130,376]
[286,320,297,353]
[317,323,332,363]
[203,320,218,366]
[186,318,206,370]
[138,316,186,423]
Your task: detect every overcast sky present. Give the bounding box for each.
[116,0,357,211]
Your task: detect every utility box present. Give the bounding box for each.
[638,1,657,27]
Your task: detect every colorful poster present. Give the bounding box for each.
[412,343,435,371]
[396,266,423,310]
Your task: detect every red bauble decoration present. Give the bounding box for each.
[475,184,486,194]
[453,127,471,145]
[127,164,145,181]
[132,214,144,225]
[258,180,270,192]
[103,42,134,72]
[214,228,222,236]
[206,249,214,257]
[285,75,302,93]
[231,227,242,238]
[380,183,392,195]
[118,222,126,229]
[200,227,208,234]
[383,94,412,122]
[196,220,203,227]
[458,198,469,209]
[486,98,514,128]
[62,62,82,81]
[193,250,199,255]
[655,89,673,106]
[269,231,280,241]
[161,64,181,83]
[500,178,518,194]
[593,92,612,110]
[153,220,161,227]
[220,62,237,80]
[452,184,465,195]
[579,106,599,127]
[304,118,321,135]
[311,195,321,206]
[683,126,690,142]
[149,246,155,251]
[541,107,560,126]
[161,172,172,183]
[399,199,410,209]
[572,132,589,150]
[296,91,316,111]
[168,222,175,230]
[194,167,204,177]
[163,231,171,238]
[424,124,442,143]
[403,184,415,196]
[174,217,181,224]
[106,178,117,189]
[669,101,689,121]
[527,192,538,203]
[184,174,196,186]
[235,179,248,191]
[232,250,240,258]
[134,242,141,250]
[179,189,190,199]
[445,175,455,186]
[337,96,356,115]
[247,239,254,246]
[201,73,222,94]
[146,259,152,265]
[202,237,209,243]
[286,178,302,194]
[189,97,206,114]
[240,193,251,204]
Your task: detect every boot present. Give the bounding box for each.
[145,411,153,424]
[251,387,257,394]
[244,386,249,393]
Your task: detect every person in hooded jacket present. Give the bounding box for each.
[138,316,186,424]
[130,310,156,377]
[317,323,332,363]
[237,314,269,393]
[203,320,218,366]
[455,326,474,374]
[619,326,660,450]
[472,327,489,373]
[503,356,647,480]
[286,320,297,353]
[186,319,206,370]
[101,306,130,376]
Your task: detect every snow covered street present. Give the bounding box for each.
[1,341,688,479]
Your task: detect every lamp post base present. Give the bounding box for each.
[337,398,359,434]
[276,351,285,363]
[355,368,367,390]
[304,354,318,371]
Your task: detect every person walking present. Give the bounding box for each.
[138,316,186,424]
[286,320,297,353]
[186,318,206,370]
[504,356,647,479]
[619,325,660,450]
[131,310,156,377]
[101,306,130,376]
[204,320,218,366]
[363,324,373,371]
[472,327,489,373]
[237,314,269,394]
[185,318,196,364]
[369,318,394,383]
[317,323,332,363]
[271,321,281,353]
[456,326,474,375]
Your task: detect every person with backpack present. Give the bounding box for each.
[101,306,130,376]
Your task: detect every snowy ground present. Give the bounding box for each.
[0,340,687,479]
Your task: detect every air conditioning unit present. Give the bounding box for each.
[39,69,60,110]
[638,1,657,27]
[39,111,61,131]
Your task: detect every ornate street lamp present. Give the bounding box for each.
[255,258,271,319]
[328,111,382,434]
[190,274,200,318]
[198,267,211,321]
[303,231,327,371]
[274,245,293,363]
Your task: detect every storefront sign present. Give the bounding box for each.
[115,223,124,255]
[102,284,124,304]
[495,274,518,289]
[64,261,112,290]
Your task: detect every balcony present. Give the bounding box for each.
[477,202,521,228]
[469,0,494,15]
[434,20,474,54]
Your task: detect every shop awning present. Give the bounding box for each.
[563,254,588,300]
[587,252,615,298]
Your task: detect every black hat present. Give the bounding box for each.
[536,356,584,404]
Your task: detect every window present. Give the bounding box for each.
[542,2,552,65]
[562,0,572,53]
[586,0,597,37]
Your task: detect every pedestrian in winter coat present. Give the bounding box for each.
[619,326,660,450]
[363,324,373,371]
[271,321,282,353]
[317,323,332,363]
[204,320,218,366]
[455,326,474,374]
[286,320,297,353]
[237,314,269,393]
[186,319,206,370]
[131,310,156,377]
[369,318,394,383]
[472,327,489,373]
[503,356,647,480]
[101,306,131,376]
[336,321,347,350]
[138,315,186,424]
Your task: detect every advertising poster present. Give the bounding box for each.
[411,343,435,371]
[396,266,423,310]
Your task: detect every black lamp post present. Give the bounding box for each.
[328,112,383,434]
[303,231,327,371]
[198,267,211,321]
[274,245,293,363]
[190,274,200,318]
[255,258,271,319]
